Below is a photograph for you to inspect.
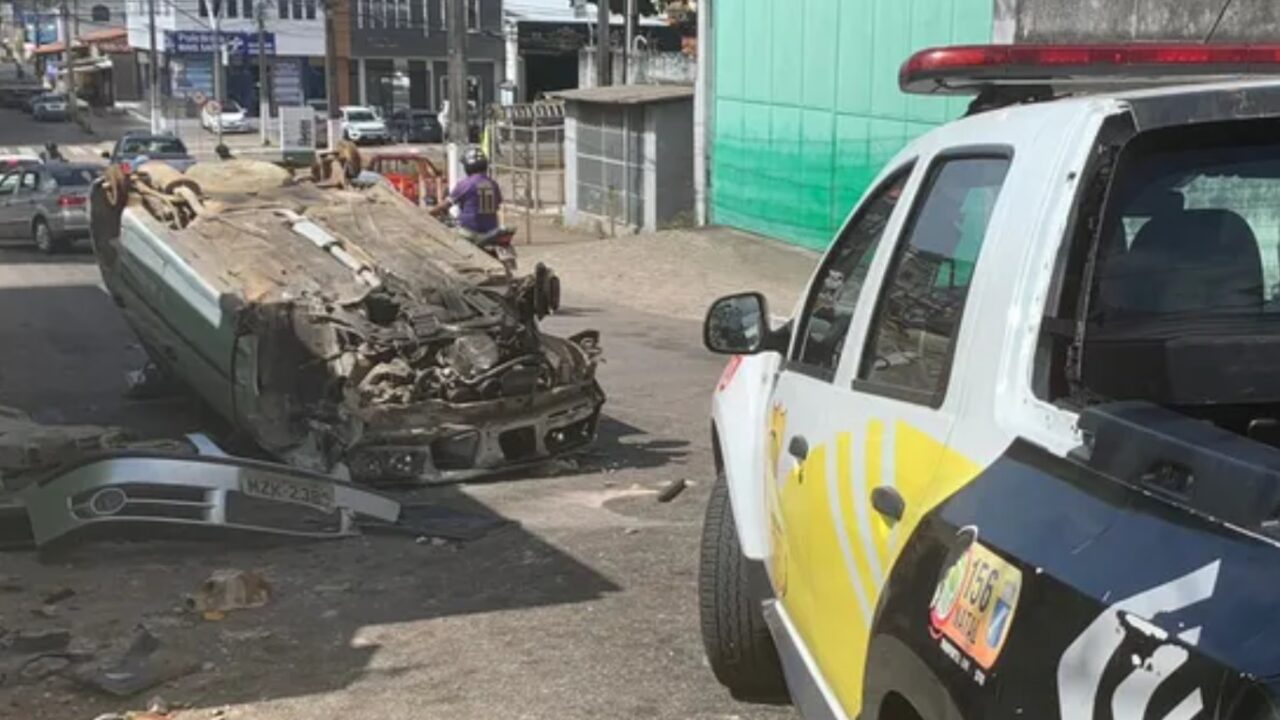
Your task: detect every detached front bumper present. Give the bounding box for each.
[22,452,401,550]
[346,380,606,484]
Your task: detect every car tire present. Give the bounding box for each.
[32,218,65,254]
[699,468,789,702]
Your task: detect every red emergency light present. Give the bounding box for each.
[900,43,1280,95]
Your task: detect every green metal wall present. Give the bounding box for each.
[710,0,994,249]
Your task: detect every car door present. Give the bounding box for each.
[766,164,916,714]
[0,171,22,238]
[775,153,1016,718]
[7,170,40,238]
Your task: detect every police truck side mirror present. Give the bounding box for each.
[704,292,770,355]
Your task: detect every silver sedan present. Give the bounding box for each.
[0,162,102,253]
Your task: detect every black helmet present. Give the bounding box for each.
[462,146,488,175]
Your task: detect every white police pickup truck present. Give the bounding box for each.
[700,43,1280,720]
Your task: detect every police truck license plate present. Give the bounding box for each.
[240,473,336,513]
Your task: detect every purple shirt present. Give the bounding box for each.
[450,173,502,233]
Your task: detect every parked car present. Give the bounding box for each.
[387,109,443,144]
[0,162,101,253]
[88,154,602,484]
[200,98,252,134]
[31,93,68,121]
[700,42,1280,719]
[104,132,196,172]
[339,105,390,145]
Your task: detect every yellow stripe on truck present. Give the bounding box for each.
[774,420,982,718]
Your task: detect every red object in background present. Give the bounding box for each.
[58,195,86,207]
[366,153,446,207]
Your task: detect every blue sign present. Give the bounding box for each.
[165,30,276,56]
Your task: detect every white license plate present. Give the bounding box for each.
[239,472,336,512]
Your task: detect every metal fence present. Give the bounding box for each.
[489,100,566,233]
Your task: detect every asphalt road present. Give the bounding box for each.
[0,240,798,720]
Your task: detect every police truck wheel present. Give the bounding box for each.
[699,468,788,702]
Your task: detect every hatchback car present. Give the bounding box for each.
[0,162,101,252]
[30,92,68,121]
[701,43,1280,720]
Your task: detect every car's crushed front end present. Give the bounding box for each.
[88,153,604,485]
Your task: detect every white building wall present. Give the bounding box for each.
[126,0,323,56]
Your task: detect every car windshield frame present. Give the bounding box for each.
[346,111,377,122]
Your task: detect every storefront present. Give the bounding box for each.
[163,29,323,115]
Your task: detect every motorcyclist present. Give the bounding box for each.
[431,147,504,246]
[40,142,64,163]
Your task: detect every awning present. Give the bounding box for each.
[33,29,130,56]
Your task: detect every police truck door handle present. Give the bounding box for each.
[871,487,905,525]
[788,435,809,462]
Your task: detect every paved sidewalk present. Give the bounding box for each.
[521,222,819,323]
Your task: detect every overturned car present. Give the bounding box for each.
[88,149,604,484]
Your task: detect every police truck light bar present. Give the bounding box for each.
[900,44,1280,95]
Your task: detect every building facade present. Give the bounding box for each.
[347,0,503,114]
[126,0,325,115]
[707,0,993,249]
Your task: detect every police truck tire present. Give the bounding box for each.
[699,469,788,702]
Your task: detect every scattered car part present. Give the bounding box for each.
[72,628,198,698]
[22,451,402,550]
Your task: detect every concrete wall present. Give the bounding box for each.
[1006,0,1280,42]
[579,48,695,88]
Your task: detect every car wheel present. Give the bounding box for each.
[32,218,65,254]
[699,467,788,702]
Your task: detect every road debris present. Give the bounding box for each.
[8,628,71,654]
[31,604,58,619]
[184,570,271,615]
[72,628,199,697]
[90,153,605,485]
[19,655,69,680]
[656,478,688,503]
[42,588,75,605]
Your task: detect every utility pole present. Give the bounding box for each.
[147,0,158,131]
[622,0,633,83]
[595,0,610,86]
[60,0,78,127]
[446,0,466,186]
[212,0,224,147]
[257,0,269,145]
[323,0,337,147]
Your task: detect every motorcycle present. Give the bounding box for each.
[438,215,518,273]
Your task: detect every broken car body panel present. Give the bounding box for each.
[88,156,604,484]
